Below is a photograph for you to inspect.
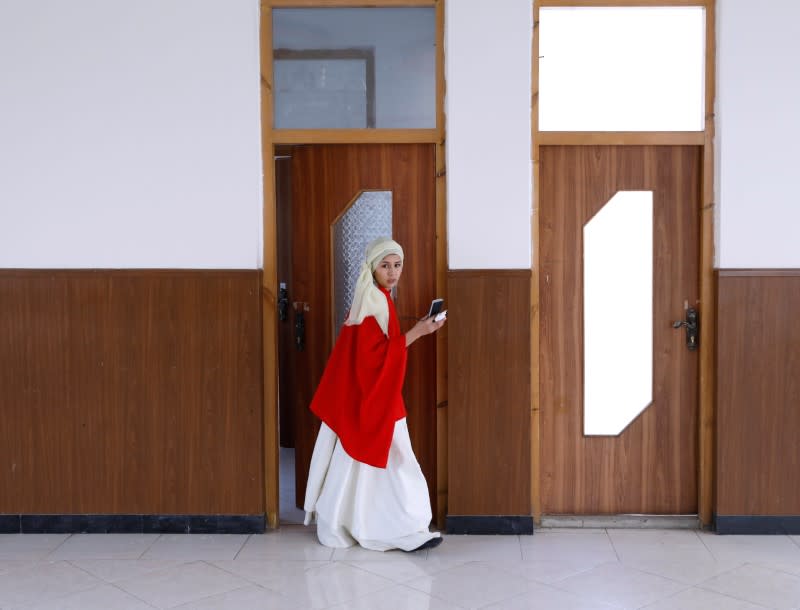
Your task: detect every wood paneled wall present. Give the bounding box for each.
[0,270,263,514]
[716,270,800,516]
[447,270,531,515]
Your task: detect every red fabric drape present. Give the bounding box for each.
[309,288,407,468]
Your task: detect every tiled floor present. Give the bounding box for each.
[1,528,799,609]
[3,452,798,608]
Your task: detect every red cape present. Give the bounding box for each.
[309,288,407,468]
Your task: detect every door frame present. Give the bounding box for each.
[531,0,717,525]
[259,0,448,530]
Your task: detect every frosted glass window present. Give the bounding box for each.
[273,8,436,129]
[332,191,393,339]
[539,7,705,131]
[584,192,653,436]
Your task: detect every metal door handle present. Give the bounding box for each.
[278,283,289,322]
[672,307,699,351]
[293,302,309,351]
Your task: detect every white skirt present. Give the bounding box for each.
[303,418,440,551]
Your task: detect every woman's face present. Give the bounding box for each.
[373,254,403,290]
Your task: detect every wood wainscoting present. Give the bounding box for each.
[716,270,800,534]
[0,270,263,520]
[446,269,532,534]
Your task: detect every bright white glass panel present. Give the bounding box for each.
[273,8,436,128]
[584,192,653,436]
[539,7,705,131]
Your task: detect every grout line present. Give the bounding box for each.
[232,534,251,561]
[605,529,622,563]
[44,533,73,559]
[693,529,717,561]
[136,532,160,560]
[108,581,160,609]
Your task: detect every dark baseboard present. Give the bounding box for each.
[715,515,800,535]
[0,514,265,534]
[446,515,534,535]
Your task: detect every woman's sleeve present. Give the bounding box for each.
[352,316,408,409]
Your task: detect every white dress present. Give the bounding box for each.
[303,418,440,551]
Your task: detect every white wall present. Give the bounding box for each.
[7,1,794,271]
[445,0,532,269]
[717,0,800,268]
[0,0,263,268]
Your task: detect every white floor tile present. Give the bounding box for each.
[3,528,800,609]
[225,560,396,609]
[607,529,713,564]
[484,559,602,585]
[699,563,800,610]
[47,534,159,560]
[521,530,618,565]
[641,586,771,610]
[114,560,251,609]
[405,562,529,609]
[208,559,331,591]
[326,583,462,610]
[172,584,303,610]
[699,533,800,565]
[622,557,743,585]
[0,535,70,560]
[139,534,249,561]
[0,560,103,609]
[427,535,522,562]
[342,556,470,584]
[71,559,189,583]
[14,583,155,610]
[236,527,333,561]
[0,561,40,576]
[553,561,687,610]
[482,579,621,610]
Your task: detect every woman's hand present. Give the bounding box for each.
[405,315,446,347]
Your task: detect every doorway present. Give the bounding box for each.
[275,143,439,524]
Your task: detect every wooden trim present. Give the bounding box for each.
[260,3,280,530]
[536,132,705,146]
[697,0,716,528]
[447,269,532,279]
[268,0,436,6]
[538,0,710,6]
[272,129,439,144]
[435,0,445,140]
[433,0,447,529]
[435,143,447,529]
[531,1,541,525]
[718,269,800,277]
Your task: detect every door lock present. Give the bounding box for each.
[278,282,289,322]
[293,302,310,351]
[672,307,699,351]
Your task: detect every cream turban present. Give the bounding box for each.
[344,237,404,336]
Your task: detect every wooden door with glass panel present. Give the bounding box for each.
[280,143,438,514]
[539,145,700,515]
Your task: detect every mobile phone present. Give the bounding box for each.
[427,298,444,318]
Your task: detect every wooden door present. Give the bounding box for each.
[281,143,438,513]
[540,145,700,514]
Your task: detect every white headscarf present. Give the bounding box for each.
[344,237,404,336]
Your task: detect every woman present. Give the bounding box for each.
[303,237,446,552]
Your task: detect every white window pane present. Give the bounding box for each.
[540,7,705,131]
[584,191,653,436]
